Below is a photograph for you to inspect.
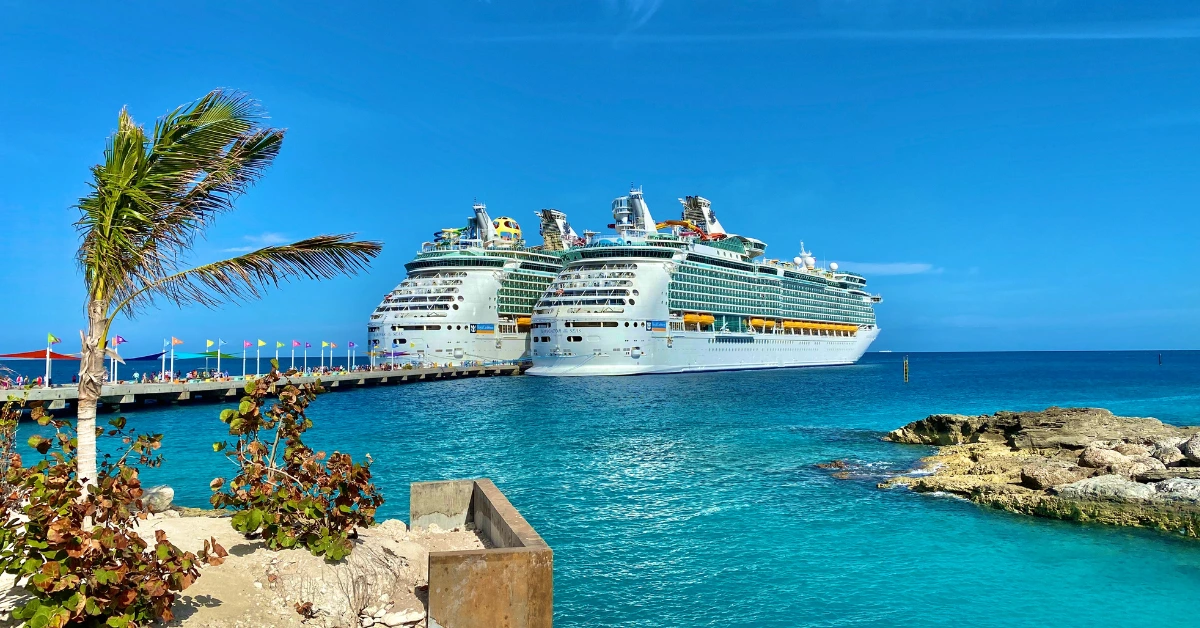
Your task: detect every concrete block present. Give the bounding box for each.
[410,480,475,530]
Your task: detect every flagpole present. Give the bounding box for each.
[217,339,222,376]
[304,345,308,371]
[44,339,51,387]
[161,340,167,382]
[256,346,261,376]
[291,345,295,371]
[169,342,175,381]
[242,346,247,378]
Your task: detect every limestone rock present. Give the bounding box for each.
[1114,443,1150,457]
[1020,462,1092,490]
[884,407,1196,450]
[140,485,174,513]
[1052,475,1157,502]
[1152,478,1200,503]
[1136,468,1200,482]
[375,518,409,539]
[380,609,424,626]
[1078,447,1128,470]
[1180,435,1200,463]
[1151,445,1186,467]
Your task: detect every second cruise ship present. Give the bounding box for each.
[527,188,882,376]
[367,203,585,365]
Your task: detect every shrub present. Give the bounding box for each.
[0,400,226,627]
[210,363,383,560]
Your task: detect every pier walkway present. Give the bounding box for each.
[3,364,525,413]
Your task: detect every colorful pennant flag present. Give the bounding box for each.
[276,341,284,348]
[321,341,329,348]
[243,340,252,348]
[348,342,357,348]
[292,340,301,347]
[113,335,127,345]
[257,339,266,347]
[305,342,312,348]
[206,339,214,348]
[171,337,184,345]
[47,334,61,345]
[331,342,338,348]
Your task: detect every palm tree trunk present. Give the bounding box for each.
[76,299,107,490]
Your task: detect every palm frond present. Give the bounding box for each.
[76,89,287,304]
[117,235,383,315]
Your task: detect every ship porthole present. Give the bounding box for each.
[624,322,629,327]
[453,304,459,310]
[629,299,636,305]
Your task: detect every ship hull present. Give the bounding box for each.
[527,327,878,376]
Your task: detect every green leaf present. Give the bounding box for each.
[238,400,252,414]
[219,409,235,423]
[212,442,226,452]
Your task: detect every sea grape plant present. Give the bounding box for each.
[210,362,383,561]
[0,399,226,627]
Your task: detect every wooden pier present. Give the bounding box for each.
[2,364,526,414]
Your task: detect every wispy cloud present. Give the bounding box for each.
[838,262,941,276]
[223,232,290,253]
[608,0,665,31]
[468,20,1200,44]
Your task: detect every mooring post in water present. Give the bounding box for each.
[1159,353,1163,366]
[903,355,909,383]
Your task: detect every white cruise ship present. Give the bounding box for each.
[526,188,882,376]
[367,203,584,366]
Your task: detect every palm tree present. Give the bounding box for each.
[74,90,382,489]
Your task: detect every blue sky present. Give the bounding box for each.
[1,0,1198,354]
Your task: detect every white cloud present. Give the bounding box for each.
[837,262,940,276]
[222,232,290,253]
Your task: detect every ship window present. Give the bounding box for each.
[629,299,636,305]
[624,322,629,327]
[567,336,583,342]
[453,304,459,310]
[603,322,618,327]
[426,325,442,330]
[541,336,550,342]
[397,338,406,344]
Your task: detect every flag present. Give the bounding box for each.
[206,339,214,348]
[257,339,266,347]
[243,340,252,348]
[331,342,337,348]
[321,341,329,348]
[276,341,284,348]
[348,342,357,348]
[171,337,184,345]
[113,335,128,345]
[292,340,301,347]
[305,342,312,348]
[47,334,61,345]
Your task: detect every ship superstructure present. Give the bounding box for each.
[367,203,584,365]
[526,188,882,376]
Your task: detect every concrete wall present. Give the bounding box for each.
[410,479,553,628]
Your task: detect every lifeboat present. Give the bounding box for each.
[749,319,776,328]
[683,313,716,325]
[516,317,532,327]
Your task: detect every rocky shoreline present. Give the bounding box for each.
[879,407,1200,537]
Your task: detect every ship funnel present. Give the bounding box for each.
[612,186,656,235]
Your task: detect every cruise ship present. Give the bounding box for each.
[367,203,584,365]
[526,188,882,376]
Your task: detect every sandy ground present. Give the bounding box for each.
[0,512,487,628]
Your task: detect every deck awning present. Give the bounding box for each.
[0,350,80,360]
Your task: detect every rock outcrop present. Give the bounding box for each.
[881,407,1200,539]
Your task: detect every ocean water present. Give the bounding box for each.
[14,351,1200,627]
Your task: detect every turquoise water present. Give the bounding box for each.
[17,351,1200,627]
